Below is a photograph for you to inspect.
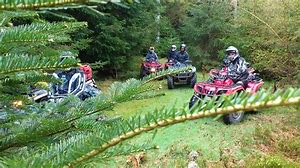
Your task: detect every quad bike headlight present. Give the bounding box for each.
[150,67,156,72]
[187,67,196,73]
[197,86,202,92]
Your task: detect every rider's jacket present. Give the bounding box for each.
[145,50,158,62]
[53,68,81,94]
[226,56,249,82]
[168,50,177,61]
[175,51,189,63]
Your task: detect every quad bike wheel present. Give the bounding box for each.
[167,76,174,89]
[189,93,245,124]
[223,112,245,124]
[190,74,197,88]
[222,91,245,124]
[140,67,146,78]
[35,97,49,103]
[189,95,199,109]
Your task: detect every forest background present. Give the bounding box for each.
[0,0,299,167]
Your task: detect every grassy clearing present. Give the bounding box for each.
[98,75,299,167]
[244,108,300,168]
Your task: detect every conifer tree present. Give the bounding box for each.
[0,1,299,167]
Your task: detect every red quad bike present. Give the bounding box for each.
[189,67,264,124]
[140,61,163,78]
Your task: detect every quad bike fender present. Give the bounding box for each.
[226,85,244,95]
[193,84,200,93]
[209,69,220,76]
[246,81,264,93]
[141,62,163,71]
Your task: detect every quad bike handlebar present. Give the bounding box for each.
[145,58,158,62]
[209,67,260,81]
[167,59,192,67]
[184,60,192,64]
[209,68,228,80]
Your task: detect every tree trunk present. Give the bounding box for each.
[231,0,238,18]
[156,0,161,42]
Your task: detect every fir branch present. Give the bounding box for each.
[0,66,190,152]
[0,22,86,45]
[141,66,193,84]
[0,54,78,75]
[0,11,38,26]
[37,11,77,21]
[1,88,299,167]
[67,67,189,123]
[93,142,157,162]
[0,71,59,86]
[0,117,73,151]
[66,89,300,167]
[0,0,85,10]
[0,0,112,10]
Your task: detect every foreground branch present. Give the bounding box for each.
[66,96,300,167]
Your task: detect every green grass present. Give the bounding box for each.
[104,72,208,118]
[98,75,300,167]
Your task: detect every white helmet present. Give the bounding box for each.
[171,45,176,51]
[225,46,239,61]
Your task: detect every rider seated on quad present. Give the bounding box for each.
[175,44,190,64]
[52,51,92,96]
[52,68,82,95]
[145,46,158,62]
[167,45,177,61]
[223,46,249,87]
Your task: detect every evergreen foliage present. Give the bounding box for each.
[163,0,300,83]
[0,0,125,107]
[0,0,299,167]
[75,0,179,77]
[0,83,299,167]
[31,0,298,82]
[220,0,300,83]
[0,11,85,106]
[178,0,233,70]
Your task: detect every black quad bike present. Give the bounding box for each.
[29,68,100,103]
[165,60,197,89]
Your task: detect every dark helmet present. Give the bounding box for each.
[180,44,186,51]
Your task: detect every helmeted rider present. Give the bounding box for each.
[175,44,189,63]
[145,46,158,62]
[167,45,177,61]
[54,51,99,97]
[224,46,249,87]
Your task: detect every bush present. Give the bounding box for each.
[221,0,300,82]
[247,155,300,168]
